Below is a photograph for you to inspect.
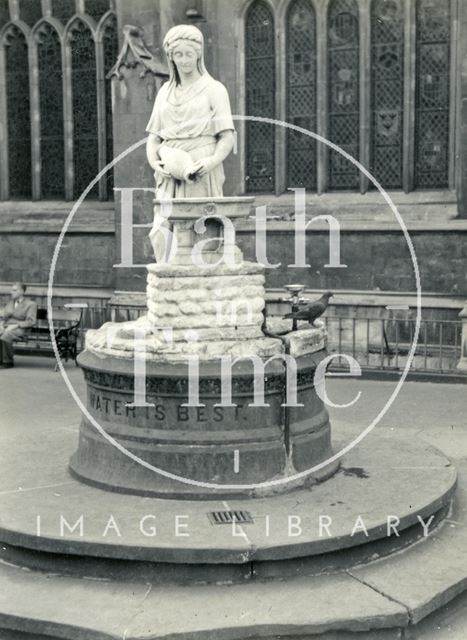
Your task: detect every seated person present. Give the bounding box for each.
[0,283,37,367]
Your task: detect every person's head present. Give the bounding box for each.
[11,282,26,301]
[171,41,199,77]
[163,24,206,84]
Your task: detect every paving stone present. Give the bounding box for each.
[0,360,466,638]
[0,563,407,640]
[350,465,467,625]
[0,432,455,565]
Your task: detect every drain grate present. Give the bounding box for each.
[207,510,254,525]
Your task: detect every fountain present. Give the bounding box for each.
[69,196,339,498]
[0,23,460,639]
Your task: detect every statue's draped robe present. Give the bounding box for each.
[146,74,235,198]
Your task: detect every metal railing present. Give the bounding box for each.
[81,304,143,328]
[326,315,462,373]
[76,305,464,375]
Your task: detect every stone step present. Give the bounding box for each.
[0,557,408,639]
[0,431,455,559]
[0,481,466,639]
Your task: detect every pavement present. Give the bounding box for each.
[0,355,466,639]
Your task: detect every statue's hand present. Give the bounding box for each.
[191,156,217,177]
[153,160,171,179]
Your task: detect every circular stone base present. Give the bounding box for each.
[0,432,456,572]
[69,349,338,499]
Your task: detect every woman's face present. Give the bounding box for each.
[171,42,199,75]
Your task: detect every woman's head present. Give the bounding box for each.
[171,40,199,76]
[163,25,206,84]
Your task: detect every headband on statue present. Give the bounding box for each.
[163,25,204,57]
[162,24,209,85]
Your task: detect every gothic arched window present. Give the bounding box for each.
[69,20,99,198]
[245,0,275,193]
[37,22,65,198]
[370,0,404,189]
[101,12,118,195]
[5,25,31,198]
[286,0,316,190]
[415,0,450,189]
[327,0,360,190]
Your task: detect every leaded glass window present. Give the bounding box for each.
[0,0,9,28]
[415,0,450,189]
[370,0,404,189]
[286,0,316,190]
[5,26,31,198]
[327,0,360,190]
[52,0,76,24]
[102,12,118,195]
[85,0,110,22]
[70,20,99,198]
[19,0,43,27]
[245,0,275,193]
[37,22,65,198]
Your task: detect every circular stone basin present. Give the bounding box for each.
[69,349,338,499]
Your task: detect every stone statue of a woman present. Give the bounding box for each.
[146,24,235,198]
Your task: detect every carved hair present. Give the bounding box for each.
[162,24,208,85]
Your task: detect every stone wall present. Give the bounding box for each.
[0,203,115,291]
[0,201,465,301]
[110,225,466,297]
[238,227,467,297]
[0,233,114,287]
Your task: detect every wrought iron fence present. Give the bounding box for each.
[77,305,464,375]
[326,315,462,374]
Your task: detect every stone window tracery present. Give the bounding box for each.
[327,0,360,190]
[243,0,455,195]
[370,0,404,189]
[415,0,451,188]
[245,0,276,193]
[4,25,32,198]
[37,22,65,198]
[286,0,317,190]
[101,12,118,196]
[0,2,117,201]
[69,19,99,198]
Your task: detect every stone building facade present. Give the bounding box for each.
[0,0,466,318]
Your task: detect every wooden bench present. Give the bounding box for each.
[14,304,86,365]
